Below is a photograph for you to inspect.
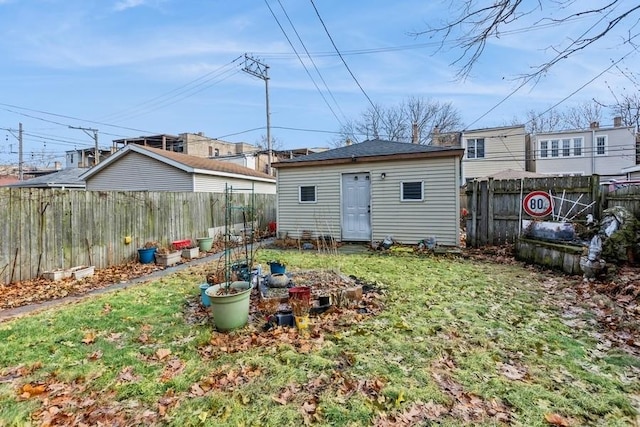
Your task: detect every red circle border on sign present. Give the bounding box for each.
[522,191,553,217]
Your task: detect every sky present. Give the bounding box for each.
[0,0,638,168]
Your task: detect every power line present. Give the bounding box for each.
[308,0,379,117]
[256,15,591,59]
[464,6,617,131]
[264,0,346,127]
[98,55,244,123]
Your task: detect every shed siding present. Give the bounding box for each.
[85,152,193,191]
[276,157,460,245]
[462,126,526,181]
[193,176,276,194]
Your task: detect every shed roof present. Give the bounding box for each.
[273,139,463,168]
[80,144,275,182]
[8,168,86,188]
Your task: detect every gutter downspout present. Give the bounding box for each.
[591,129,596,175]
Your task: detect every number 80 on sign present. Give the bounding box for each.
[522,191,553,217]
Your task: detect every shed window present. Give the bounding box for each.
[401,181,423,201]
[299,185,316,203]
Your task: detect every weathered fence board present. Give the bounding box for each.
[0,189,275,284]
[465,175,602,246]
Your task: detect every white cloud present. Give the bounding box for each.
[113,0,150,12]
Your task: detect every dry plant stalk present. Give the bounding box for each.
[290,298,310,317]
[257,298,279,317]
[331,290,347,308]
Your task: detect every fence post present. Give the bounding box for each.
[590,174,602,219]
[487,178,494,245]
[470,181,478,247]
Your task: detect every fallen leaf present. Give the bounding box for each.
[20,383,46,397]
[81,332,96,345]
[156,348,171,360]
[87,350,103,361]
[544,413,570,426]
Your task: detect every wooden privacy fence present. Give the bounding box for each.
[0,188,276,284]
[465,175,602,247]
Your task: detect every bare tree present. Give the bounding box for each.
[256,134,283,151]
[412,1,640,79]
[524,108,563,134]
[563,101,603,129]
[337,96,462,145]
[610,92,640,130]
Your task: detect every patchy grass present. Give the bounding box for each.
[0,249,638,426]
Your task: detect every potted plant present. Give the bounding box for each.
[137,241,158,264]
[196,236,214,252]
[267,260,286,274]
[181,241,200,260]
[154,245,181,267]
[205,256,253,331]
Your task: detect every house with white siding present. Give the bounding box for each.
[80,144,276,193]
[272,139,464,246]
[534,121,637,181]
[432,124,530,183]
[461,125,528,182]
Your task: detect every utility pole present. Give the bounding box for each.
[242,54,272,175]
[18,122,23,181]
[69,126,100,165]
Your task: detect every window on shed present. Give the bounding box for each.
[299,185,316,203]
[214,148,220,156]
[401,181,423,201]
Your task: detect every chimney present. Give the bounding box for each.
[411,122,419,144]
[590,121,599,129]
[614,116,622,127]
[345,138,352,146]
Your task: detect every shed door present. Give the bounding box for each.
[341,173,371,241]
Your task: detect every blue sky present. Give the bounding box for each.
[0,0,637,167]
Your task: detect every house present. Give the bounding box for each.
[66,148,113,169]
[8,168,86,189]
[432,124,529,183]
[111,132,272,172]
[534,121,637,181]
[272,139,464,246]
[80,144,276,193]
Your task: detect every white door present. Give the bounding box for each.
[341,173,371,241]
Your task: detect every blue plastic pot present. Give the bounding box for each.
[138,247,156,264]
[199,283,211,307]
[268,262,286,274]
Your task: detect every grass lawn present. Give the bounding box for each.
[0,248,638,426]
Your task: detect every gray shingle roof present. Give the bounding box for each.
[273,139,461,165]
[9,168,86,188]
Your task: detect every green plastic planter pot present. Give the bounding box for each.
[197,237,214,252]
[205,281,253,331]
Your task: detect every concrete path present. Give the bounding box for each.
[0,240,372,323]
[0,240,274,323]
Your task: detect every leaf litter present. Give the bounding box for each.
[1,246,639,425]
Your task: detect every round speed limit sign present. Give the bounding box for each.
[523,191,553,217]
